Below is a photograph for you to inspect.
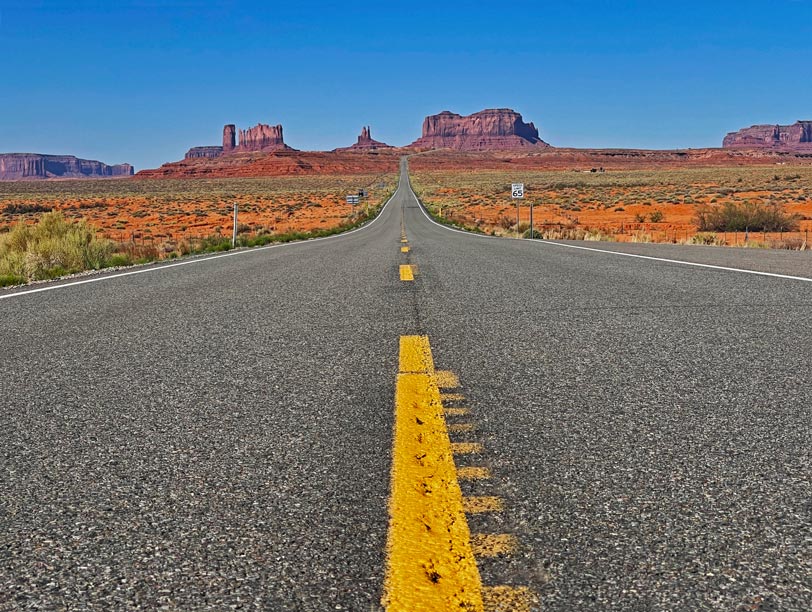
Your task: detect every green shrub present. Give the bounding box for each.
[0,273,24,287]
[696,200,800,232]
[0,211,114,282]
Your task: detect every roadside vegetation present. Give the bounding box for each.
[0,175,397,287]
[0,212,113,286]
[410,166,812,249]
[695,200,800,232]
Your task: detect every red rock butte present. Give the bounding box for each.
[409,108,550,151]
[185,122,296,160]
[723,121,812,150]
[335,126,393,151]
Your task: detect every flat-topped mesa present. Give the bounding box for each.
[185,146,223,160]
[0,153,133,180]
[723,121,812,149]
[409,108,551,150]
[336,126,393,151]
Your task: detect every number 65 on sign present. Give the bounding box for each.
[512,183,524,199]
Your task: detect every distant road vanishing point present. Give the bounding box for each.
[2,159,811,610]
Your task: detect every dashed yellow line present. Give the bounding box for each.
[447,423,475,434]
[435,370,459,389]
[457,466,491,481]
[451,442,483,455]
[440,393,465,402]
[401,246,410,253]
[470,534,518,557]
[444,407,470,417]
[383,335,483,611]
[463,496,503,514]
[482,586,539,612]
[399,265,414,281]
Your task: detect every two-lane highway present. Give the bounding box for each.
[2,159,810,610]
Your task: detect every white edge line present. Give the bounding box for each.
[407,174,812,284]
[408,175,494,241]
[0,185,399,301]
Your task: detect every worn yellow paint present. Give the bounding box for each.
[401,246,410,253]
[482,587,539,612]
[383,336,484,611]
[470,534,518,557]
[398,335,433,374]
[441,393,465,402]
[457,466,491,481]
[444,407,470,417]
[448,423,475,434]
[435,370,459,389]
[451,442,482,455]
[463,497,503,514]
[401,238,408,243]
[399,265,414,281]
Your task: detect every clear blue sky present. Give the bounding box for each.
[1,0,810,171]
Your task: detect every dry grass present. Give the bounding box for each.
[0,173,397,248]
[0,173,398,285]
[410,166,812,247]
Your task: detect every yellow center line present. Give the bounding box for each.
[401,246,410,253]
[383,335,484,611]
[399,265,414,281]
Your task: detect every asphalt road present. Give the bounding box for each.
[2,160,810,610]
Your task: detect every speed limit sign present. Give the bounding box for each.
[511,183,524,199]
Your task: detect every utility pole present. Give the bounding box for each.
[232,203,238,248]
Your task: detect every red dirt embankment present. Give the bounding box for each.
[138,150,401,179]
[407,148,812,172]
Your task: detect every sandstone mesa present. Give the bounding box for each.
[723,121,812,150]
[0,153,133,180]
[408,108,550,151]
[8,109,812,182]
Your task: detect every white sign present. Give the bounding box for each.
[512,183,525,199]
[347,195,360,205]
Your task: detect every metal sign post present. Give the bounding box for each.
[347,195,360,218]
[512,183,524,238]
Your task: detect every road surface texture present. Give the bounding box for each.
[2,159,810,610]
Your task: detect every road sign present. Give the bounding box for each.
[358,189,367,198]
[512,183,525,199]
[347,195,360,205]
